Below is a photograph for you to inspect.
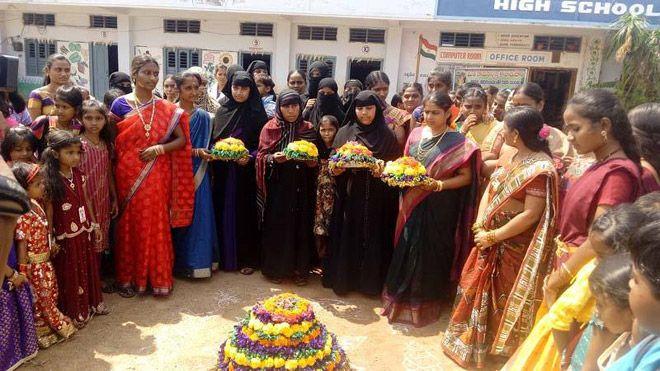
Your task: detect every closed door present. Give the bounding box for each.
[91,44,118,99]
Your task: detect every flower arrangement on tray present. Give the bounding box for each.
[212,137,249,161]
[218,293,350,370]
[381,156,430,188]
[283,140,319,161]
[329,141,377,169]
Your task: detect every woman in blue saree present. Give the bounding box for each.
[172,71,219,278]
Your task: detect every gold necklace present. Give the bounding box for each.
[415,128,448,162]
[59,171,75,190]
[132,94,156,138]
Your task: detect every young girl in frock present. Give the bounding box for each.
[43,130,107,327]
[313,115,338,261]
[79,100,117,291]
[12,162,77,347]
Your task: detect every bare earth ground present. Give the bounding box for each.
[21,272,467,371]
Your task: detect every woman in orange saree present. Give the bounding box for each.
[110,55,194,297]
[442,107,559,368]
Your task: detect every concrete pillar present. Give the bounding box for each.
[273,18,292,91]
[117,14,131,73]
[383,23,403,97]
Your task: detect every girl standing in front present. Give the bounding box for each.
[313,115,339,264]
[79,100,117,292]
[12,162,76,347]
[43,130,107,326]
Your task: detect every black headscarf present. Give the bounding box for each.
[305,77,345,130]
[109,72,132,95]
[334,91,399,160]
[306,61,331,100]
[247,60,269,77]
[341,79,363,112]
[212,69,268,150]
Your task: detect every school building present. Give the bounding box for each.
[1,0,657,123]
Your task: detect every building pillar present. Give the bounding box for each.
[117,14,131,73]
[273,18,292,91]
[383,23,402,97]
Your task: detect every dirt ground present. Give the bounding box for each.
[21,272,466,371]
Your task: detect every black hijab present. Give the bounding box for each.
[109,72,132,95]
[306,61,331,100]
[247,60,269,77]
[212,69,268,149]
[341,79,363,112]
[334,91,399,160]
[306,77,345,129]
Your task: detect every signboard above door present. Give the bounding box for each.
[435,0,659,27]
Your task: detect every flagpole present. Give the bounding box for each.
[414,34,422,83]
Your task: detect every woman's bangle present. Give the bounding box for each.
[434,180,444,192]
[486,230,498,245]
[154,145,165,156]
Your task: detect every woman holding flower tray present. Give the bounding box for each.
[382,91,481,327]
[257,89,318,285]
[322,91,399,296]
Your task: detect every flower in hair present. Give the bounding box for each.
[538,124,551,140]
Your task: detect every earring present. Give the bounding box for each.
[601,130,608,143]
[513,135,518,144]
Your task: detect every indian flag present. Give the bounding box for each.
[418,35,437,61]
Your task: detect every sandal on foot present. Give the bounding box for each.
[240,267,255,275]
[117,286,136,298]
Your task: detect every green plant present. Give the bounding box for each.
[605,14,659,109]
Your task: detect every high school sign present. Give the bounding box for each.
[436,0,659,26]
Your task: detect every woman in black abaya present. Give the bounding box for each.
[322,91,400,296]
[211,66,269,274]
[257,90,318,285]
[303,77,345,129]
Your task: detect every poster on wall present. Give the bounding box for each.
[453,67,527,90]
[201,50,238,85]
[57,41,90,88]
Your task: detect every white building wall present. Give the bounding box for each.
[0,3,612,99]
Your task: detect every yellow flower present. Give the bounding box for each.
[285,359,298,370]
[265,358,275,368]
[274,358,286,368]
[250,358,261,368]
[235,352,248,365]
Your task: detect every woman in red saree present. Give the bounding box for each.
[442,107,559,368]
[110,55,194,297]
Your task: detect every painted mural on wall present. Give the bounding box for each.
[201,50,238,86]
[57,41,91,89]
[579,38,603,91]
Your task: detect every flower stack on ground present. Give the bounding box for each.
[284,140,319,161]
[329,141,376,169]
[218,293,350,370]
[381,156,429,187]
[212,137,249,161]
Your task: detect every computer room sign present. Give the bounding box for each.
[435,0,659,27]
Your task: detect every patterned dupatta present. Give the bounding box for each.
[395,128,481,280]
[115,99,194,228]
[479,153,559,354]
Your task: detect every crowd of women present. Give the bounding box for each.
[0,51,658,371]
